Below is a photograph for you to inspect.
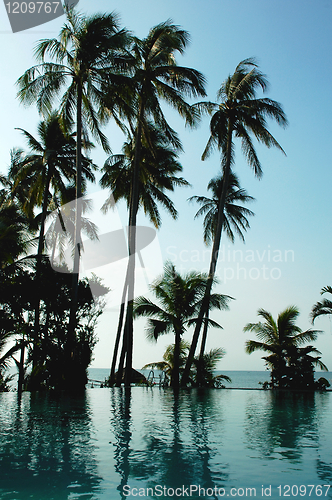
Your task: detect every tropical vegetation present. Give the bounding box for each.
[0,4,328,393]
[181,58,288,385]
[244,306,328,390]
[142,340,231,388]
[133,261,231,388]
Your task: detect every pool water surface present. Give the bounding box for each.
[0,388,331,499]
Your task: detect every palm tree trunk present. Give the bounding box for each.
[122,98,144,387]
[68,82,83,347]
[171,328,182,390]
[109,267,130,385]
[181,122,233,386]
[199,310,210,359]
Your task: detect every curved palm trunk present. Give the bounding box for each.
[181,123,233,386]
[110,265,130,385]
[119,98,144,387]
[68,83,83,348]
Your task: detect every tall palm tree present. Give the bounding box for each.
[189,171,254,361]
[16,6,131,341]
[181,58,288,385]
[311,286,332,323]
[244,306,323,388]
[101,122,189,385]
[100,121,188,228]
[121,20,207,386]
[189,171,255,245]
[9,113,96,368]
[133,261,230,389]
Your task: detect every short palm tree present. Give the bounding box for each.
[120,20,207,386]
[193,347,231,388]
[142,340,191,385]
[134,261,230,388]
[16,6,131,340]
[182,58,288,385]
[311,286,332,323]
[244,306,323,388]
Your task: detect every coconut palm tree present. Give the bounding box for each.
[193,347,231,388]
[9,113,97,369]
[142,340,191,386]
[189,172,255,246]
[311,286,332,323]
[134,261,230,389]
[181,58,288,385]
[189,171,254,362]
[101,122,189,385]
[244,306,323,388]
[120,20,207,386]
[100,122,188,228]
[0,193,32,269]
[16,6,132,341]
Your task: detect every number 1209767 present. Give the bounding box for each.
[277,484,330,497]
[5,2,60,14]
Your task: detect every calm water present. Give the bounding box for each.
[0,388,332,499]
[87,368,332,389]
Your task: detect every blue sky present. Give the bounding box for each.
[0,0,331,372]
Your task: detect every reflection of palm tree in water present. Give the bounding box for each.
[0,393,102,498]
[111,389,229,498]
[244,392,320,462]
[110,387,132,499]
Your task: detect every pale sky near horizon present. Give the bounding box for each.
[0,0,331,373]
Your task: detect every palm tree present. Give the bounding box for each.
[121,20,207,386]
[101,122,189,385]
[16,6,131,341]
[9,113,97,368]
[189,171,254,361]
[100,122,189,228]
[193,347,231,388]
[189,171,255,245]
[142,340,191,386]
[311,286,332,323]
[0,192,32,269]
[134,261,230,389]
[244,306,323,388]
[181,58,288,385]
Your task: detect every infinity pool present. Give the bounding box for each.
[0,388,331,499]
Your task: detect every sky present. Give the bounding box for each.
[0,0,331,372]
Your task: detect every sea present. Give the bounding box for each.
[87,368,332,390]
[1,371,332,499]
